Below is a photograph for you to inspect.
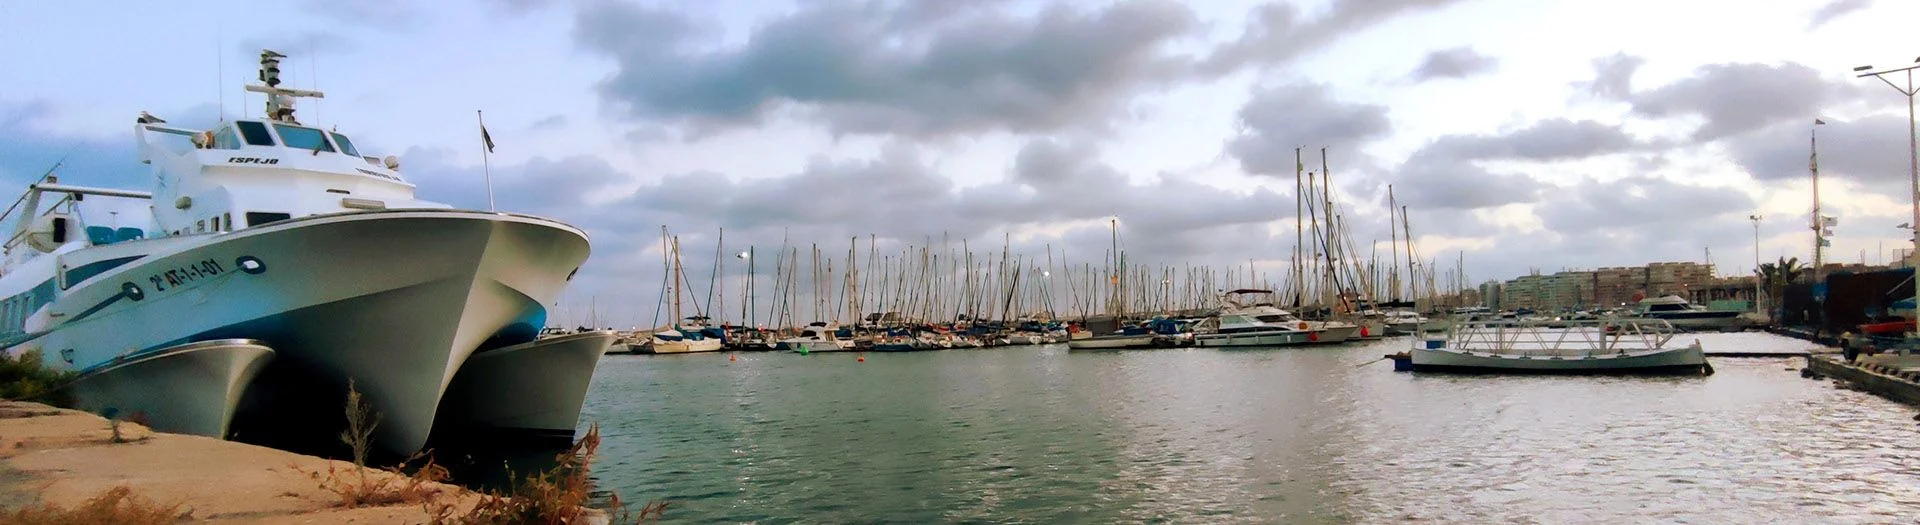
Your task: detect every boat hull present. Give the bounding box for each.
[778,340,850,353]
[1645,312,1746,332]
[22,209,590,456]
[1313,325,1360,344]
[1067,334,1163,350]
[66,339,273,438]
[1407,345,1709,374]
[1195,330,1309,347]
[434,330,614,445]
[650,338,723,354]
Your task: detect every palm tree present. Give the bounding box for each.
[1757,256,1809,302]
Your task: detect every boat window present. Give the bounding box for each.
[210,127,242,150]
[245,211,291,227]
[223,213,233,231]
[329,132,361,157]
[1254,315,1287,323]
[236,121,276,146]
[273,124,335,153]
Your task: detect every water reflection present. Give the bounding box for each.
[576,334,1920,523]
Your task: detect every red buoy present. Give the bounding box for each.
[729,353,737,362]
[1308,332,1320,342]
[857,355,866,363]
[1360,326,1370,337]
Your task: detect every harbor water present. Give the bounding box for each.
[577,333,1920,523]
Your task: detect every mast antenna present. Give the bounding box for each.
[243,49,325,124]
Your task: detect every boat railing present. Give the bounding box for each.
[1420,316,1680,357]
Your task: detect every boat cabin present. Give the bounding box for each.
[1635,295,1700,313]
[133,53,452,241]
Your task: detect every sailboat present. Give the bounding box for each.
[1068,217,1175,350]
[1,49,612,454]
[647,229,722,354]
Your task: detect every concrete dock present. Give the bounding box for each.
[1805,354,1920,407]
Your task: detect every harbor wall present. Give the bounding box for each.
[1806,355,1920,407]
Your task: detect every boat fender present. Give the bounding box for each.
[1307,332,1319,342]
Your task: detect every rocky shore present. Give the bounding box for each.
[0,400,482,523]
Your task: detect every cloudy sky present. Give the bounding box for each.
[2,0,1916,327]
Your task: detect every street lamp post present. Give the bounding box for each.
[1856,59,1920,267]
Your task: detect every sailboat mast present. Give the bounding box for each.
[671,235,685,325]
[1293,147,1304,307]
[1389,185,1400,302]
[710,227,724,324]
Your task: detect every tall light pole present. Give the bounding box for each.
[1750,214,1763,315]
[1856,58,1920,267]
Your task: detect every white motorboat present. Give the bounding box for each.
[649,330,723,353]
[435,330,617,444]
[1194,290,1313,347]
[1383,310,1438,335]
[4,50,598,455]
[1633,295,1746,332]
[647,317,724,354]
[1193,289,1352,346]
[1393,317,1710,374]
[778,322,853,353]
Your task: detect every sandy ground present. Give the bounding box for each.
[0,401,485,523]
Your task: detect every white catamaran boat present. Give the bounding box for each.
[2,50,610,454]
[1393,317,1710,374]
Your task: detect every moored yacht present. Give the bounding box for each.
[1633,295,1745,332]
[6,50,606,455]
[647,317,724,354]
[1194,290,1313,347]
[778,321,853,353]
[1194,289,1355,346]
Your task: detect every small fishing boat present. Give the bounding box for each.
[1389,316,1710,375]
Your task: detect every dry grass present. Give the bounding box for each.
[295,380,453,508]
[302,452,452,509]
[1,486,186,524]
[339,379,380,467]
[430,424,665,524]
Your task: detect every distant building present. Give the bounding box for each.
[1495,261,1718,311]
[1479,280,1503,309]
[1505,274,1546,310]
[1544,271,1594,311]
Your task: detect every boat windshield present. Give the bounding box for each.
[273,124,335,153]
[329,132,361,157]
